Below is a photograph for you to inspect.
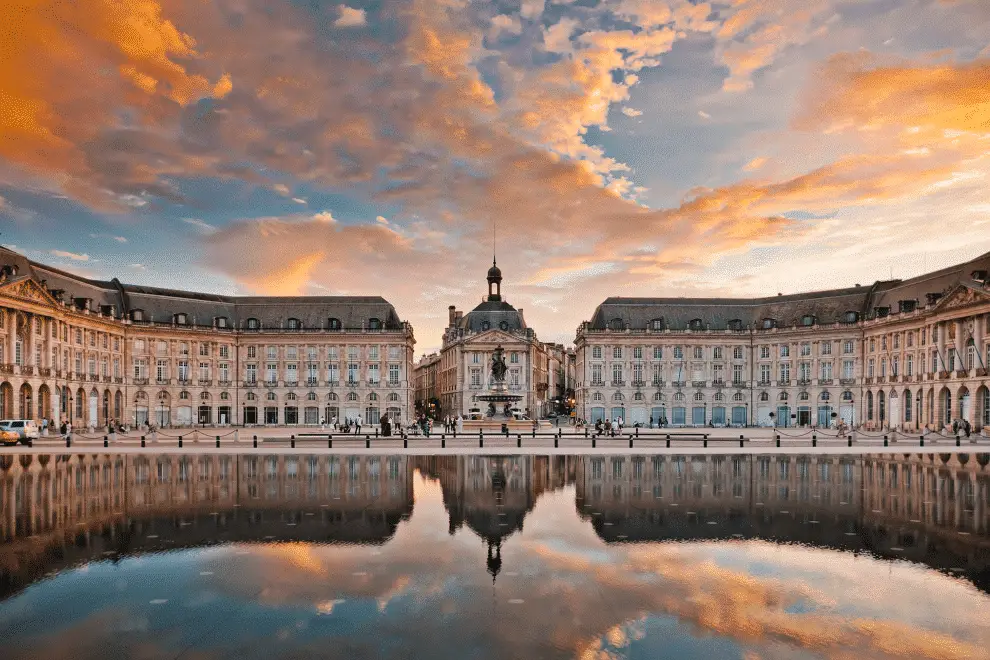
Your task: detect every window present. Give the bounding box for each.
[266,363,277,383]
[220,362,230,382]
[798,361,811,381]
[369,345,379,361]
[673,346,683,359]
[653,346,662,359]
[760,346,770,359]
[732,364,743,385]
[592,346,603,359]
[328,317,341,330]
[287,317,300,330]
[247,346,256,359]
[286,363,298,384]
[893,334,900,349]
[633,347,643,359]
[591,364,604,385]
[780,345,790,358]
[247,318,260,329]
[510,352,519,364]
[869,338,876,352]
[178,360,189,381]
[906,354,914,376]
[779,362,790,382]
[347,363,359,383]
[693,346,703,359]
[287,346,298,360]
[219,344,230,358]
[843,340,854,354]
[368,318,381,330]
[368,364,380,384]
[867,359,875,378]
[759,364,771,384]
[613,347,622,359]
[267,346,277,360]
[762,318,775,329]
[611,363,623,384]
[246,364,257,383]
[800,343,811,356]
[651,319,664,330]
[156,359,168,381]
[820,361,832,381]
[892,356,899,376]
[821,342,832,356]
[881,336,887,351]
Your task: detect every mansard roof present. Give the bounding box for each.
[0,246,406,330]
[586,250,990,331]
[458,299,527,332]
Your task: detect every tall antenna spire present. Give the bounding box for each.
[492,215,497,266]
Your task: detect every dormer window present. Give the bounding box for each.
[481,320,491,331]
[650,318,665,331]
[762,318,776,330]
[216,316,228,328]
[368,318,381,330]
[287,317,301,330]
[898,300,916,314]
[925,292,942,306]
[873,306,890,318]
[174,313,188,325]
[689,319,703,331]
[130,309,144,322]
[328,317,341,330]
[609,318,624,331]
[246,317,260,330]
[728,319,743,331]
[801,315,815,327]
[843,311,859,323]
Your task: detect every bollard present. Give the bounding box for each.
[141,435,146,448]
[703,438,708,448]
[629,437,634,449]
[216,435,220,448]
[812,435,817,448]
[635,427,639,437]
[848,436,852,447]
[666,437,671,448]
[178,436,183,448]
[592,437,596,449]
[480,436,484,448]
[66,435,71,447]
[920,435,924,447]
[442,437,446,449]
[956,434,961,447]
[883,435,888,447]
[532,428,536,438]
[375,429,379,438]
[517,435,522,449]
[328,437,333,449]
[555,436,559,448]
[403,437,408,449]
[776,435,781,448]
[103,435,108,448]
[584,428,588,438]
[739,437,744,448]
[291,435,295,449]
[366,438,370,449]
[253,435,258,448]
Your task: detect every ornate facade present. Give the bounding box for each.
[0,246,415,430]
[416,261,561,419]
[575,252,990,432]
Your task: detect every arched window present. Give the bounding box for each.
[246,392,257,401]
[286,392,297,401]
[689,319,703,331]
[778,392,788,401]
[653,392,665,402]
[200,391,210,401]
[673,392,685,402]
[179,390,190,400]
[650,318,665,331]
[267,392,277,401]
[131,309,145,322]
[327,392,339,401]
[866,391,874,420]
[843,311,859,323]
[387,392,400,402]
[246,318,260,330]
[967,338,976,369]
[820,391,830,402]
[728,319,743,331]
[732,392,744,402]
[215,316,229,328]
[328,318,341,330]
[592,392,604,402]
[713,392,724,402]
[801,315,816,326]
[368,392,378,401]
[174,313,188,325]
[481,321,491,331]
[841,390,853,402]
[612,392,624,402]
[799,391,809,401]
[220,391,229,400]
[633,392,644,401]
[347,392,358,401]
[287,317,301,330]
[762,318,776,330]
[306,392,317,401]
[693,391,704,402]
[609,318,624,331]
[368,318,381,330]
[759,392,769,402]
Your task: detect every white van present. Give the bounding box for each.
[0,420,40,443]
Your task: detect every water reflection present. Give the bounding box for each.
[0,452,988,660]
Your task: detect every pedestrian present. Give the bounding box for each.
[456,414,464,433]
[60,420,68,440]
[356,417,362,435]
[964,419,971,437]
[649,415,654,429]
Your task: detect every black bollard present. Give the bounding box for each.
[812,435,817,447]
[666,437,671,448]
[847,436,852,447]
[253,435,258,448]
[776,435,780,448]
[66,435,71,448]
[517,435,522,448]
[441,437,446,449]
[592,437,596,449]
[141,435,146,448]
[291,435,295,449]
[883,435,888,447]
[739,438,744,448]
[480,436,484,448]
[328,437,333,449]
[216,435,220,448]
[103,435,108,448]
[403,437,408,449]
[555,436,559,448]
[584,428,588,438]
[920,435,924,447]
[956,434,961,447]
[178,436,183,448]
[375,429,379,438]
[366,438,370,449]
[703,438,708,448]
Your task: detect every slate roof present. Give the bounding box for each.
[587,250,990,331]
[458,299,527,332]
[0,246,406,330]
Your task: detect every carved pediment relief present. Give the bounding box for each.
[933,284,990,314]
[0,276,60,307]
[462,329,524,346]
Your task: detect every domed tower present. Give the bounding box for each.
[486,259,502,302]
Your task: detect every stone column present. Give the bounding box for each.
[936,322,946,372]
[7,313,16,365]
[26,313,35,367]
[955,319,965,371]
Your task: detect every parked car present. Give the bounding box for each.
[0,420,39,444]
[0,428,21,446]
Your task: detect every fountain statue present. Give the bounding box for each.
[475,344,523,420]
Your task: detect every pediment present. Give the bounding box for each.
[0,276,60,307]
[462,329,525,346]
[931,283,990,314]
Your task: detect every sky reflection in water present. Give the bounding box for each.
[0,453,988,659]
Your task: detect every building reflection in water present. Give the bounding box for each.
[2,452,989,597]
[0,453,413,597]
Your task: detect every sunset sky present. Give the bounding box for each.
[1,0,989,354]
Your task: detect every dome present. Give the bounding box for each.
[487,263,502,280]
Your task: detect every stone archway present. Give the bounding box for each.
[937,387,951,430]
[37,384,50,420]
[958,386,971,424]
[18,383,32,420]
[977,385,989,432]
[0,381,13,418]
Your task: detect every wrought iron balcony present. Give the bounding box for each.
[691,380,707,388]
[631,380,646,387]
[610,380,626,387]
[133,377,149,386]
[818,378,833,385]
[652,380,665,387]
[797,379,811,386]
[198,379,213,386]
[839,378,856,385]
[243,379,257,387]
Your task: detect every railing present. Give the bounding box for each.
[651,380,665,387]
[691,380,706,388]
[840,378,856,385]
[864,377,873,385]
[386,381,401,387]
[777,380,791,386]
[198,379,213,386]
[672,381,686,387]
[265,380,278,387]
[631,380,646,387]
[889,375,899,383]
[712,380,725,387]
[306,379,318,387]
[955,370,968,379]
[797,379,811,386]
[219,380,232,387]
[819,379,833,385]
[757,380,770,386]
[39,367,52,377]
[591,380,605,386]
[243,380,257,387]
[611,381,626,387]
[88,374,100,382]
[0,363,15,375]
[938,370,950,380]
[134,377,149,385]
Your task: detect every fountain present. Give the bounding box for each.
[475,345,524,420]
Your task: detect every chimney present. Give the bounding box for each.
[448,305,456,327]
[455,311,463,324]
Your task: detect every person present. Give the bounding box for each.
[320,417,326,431]
[964,419,972,437]
[355,417,362,435]
[60,420,68,440]
[380,413,388,437]
[594,419,603,436]
[649,415,654,429]
[456,414,464,433]
[952,419,959,435]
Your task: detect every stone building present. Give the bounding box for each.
[575,251,990,432]
[0,246,415,429]
[419,260,555,419]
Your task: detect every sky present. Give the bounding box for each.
[1,0,989,356]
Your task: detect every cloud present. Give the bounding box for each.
[698,110,711,119]
[291,197,307,204]
[335,5,367,27]
[744,156,768,171]
[89,233,128,243]
[489,14,523,40]
[312,211,336,223]
[520,0,545,21]
[182,218,218,234]
[621,107,643,117]
[50,249,90,261]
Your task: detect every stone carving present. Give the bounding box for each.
[0,278,57,306]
